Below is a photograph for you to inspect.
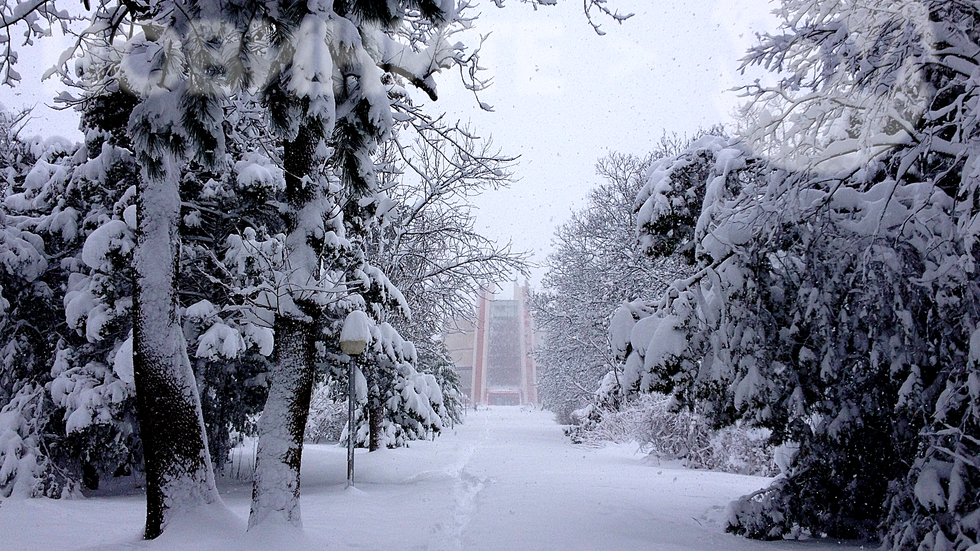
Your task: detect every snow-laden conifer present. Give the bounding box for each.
[616,110,980,545]
[0,100,142,498]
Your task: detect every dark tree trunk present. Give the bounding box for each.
[132,122,220,539]
[368,382,384,451]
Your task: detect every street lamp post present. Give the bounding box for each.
[340,310,370,488]
[346,358,356,486]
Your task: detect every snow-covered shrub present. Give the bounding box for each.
[726,420,900,539]
[569,393,774,476]
[709,425,775,477]
[382,363,445,447]
[344,320,446,449]
[425,359,463,428]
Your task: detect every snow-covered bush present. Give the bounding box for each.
[424,357,463,429]
[343,319,446,449]
[569,393,774,476]
[0,385,79,499]
[382,363,446,446]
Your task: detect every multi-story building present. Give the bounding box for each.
[444,283,539,407]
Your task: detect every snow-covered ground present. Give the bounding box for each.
[0,407,866,550]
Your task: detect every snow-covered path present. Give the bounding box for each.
[0,407,866,550]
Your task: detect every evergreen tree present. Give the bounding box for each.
[616,128,979,545]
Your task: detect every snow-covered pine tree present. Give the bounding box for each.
[0,0,283,534]
[424,347,463,427]
[0,88,148,499]
[126,31,223,544]
[49,94,142,495]
[0,109,50,406]
[50,0,289,535]
[1,75,290,503]
[0,113,77,499]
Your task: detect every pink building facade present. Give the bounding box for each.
[445,284,539,407]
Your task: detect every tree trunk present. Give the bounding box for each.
[132,100,220,539]
[248,315,316,528]
[368,382,384,451]
[248,122,322,529]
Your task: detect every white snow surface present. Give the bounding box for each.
[0,407,865,551]
[112,335,135,386]
[608,304,636,359]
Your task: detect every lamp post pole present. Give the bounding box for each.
[340,310,370,489]
[347,357,356,486]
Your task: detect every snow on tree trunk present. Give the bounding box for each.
[249,123,322,529]
[131,94,220,540]
[248,315,316,528]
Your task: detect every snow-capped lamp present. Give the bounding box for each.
[340,310,371,356]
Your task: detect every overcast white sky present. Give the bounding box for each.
[0,0,779,286]
[424,0,779,285]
